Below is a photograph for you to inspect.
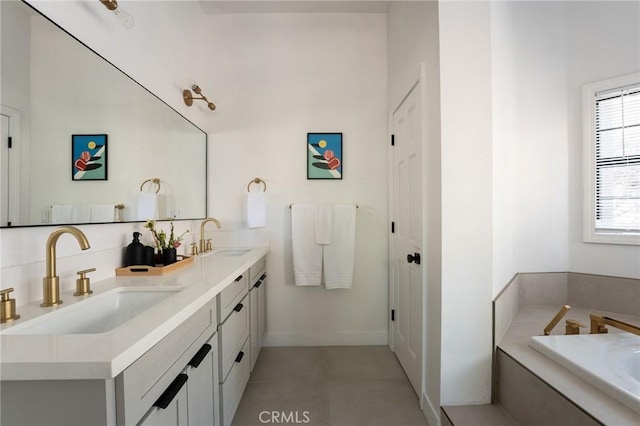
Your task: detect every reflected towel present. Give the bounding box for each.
[137,192,158,220]
[323,204,357,289]
[291,204,322,286]
[51,204,91,224]
[247,192,266,229]
[90,204,115,223]
[314,204,332,245]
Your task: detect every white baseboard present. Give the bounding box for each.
[422,392,440,426]
[264,330,388,346]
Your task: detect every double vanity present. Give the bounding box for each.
[0,244,269,426]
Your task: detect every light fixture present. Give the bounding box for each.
[183,83,216,111]
[99,0,135,29]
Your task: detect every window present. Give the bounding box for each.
[583,73,640,245]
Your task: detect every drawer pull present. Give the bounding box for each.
[235,351,245,363]
[260,273,267,280]
[255,280,262,288]
[188,343,212,369]
[153,373,188,409]
[235,275,243,282]
[233,303,244,312]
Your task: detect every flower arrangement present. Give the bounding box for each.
[144,220,188,250]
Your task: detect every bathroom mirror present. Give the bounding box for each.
[0,1,207,228]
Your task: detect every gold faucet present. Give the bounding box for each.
[42,226,91,307]
[199,218,221,253]
[543,305,571,335]
[590,313,640,336]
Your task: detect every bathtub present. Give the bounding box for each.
[529,333,640,414]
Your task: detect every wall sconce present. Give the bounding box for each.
[183,83,216,111]
[99,0,135,29]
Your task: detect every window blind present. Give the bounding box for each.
[595,84,640,232]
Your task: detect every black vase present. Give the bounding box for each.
[162,248,177,265]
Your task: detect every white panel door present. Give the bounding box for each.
[391,82,423,397]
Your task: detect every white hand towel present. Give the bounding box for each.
[51,205,73,224]
[137,192,158,220]
[247,192,267,229]
[314,204,332,244]
[291,204,322,286]
[72,204,91,223]
[323,204,357,289]
[90,204,115,223]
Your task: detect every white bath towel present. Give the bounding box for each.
[314,204,332,245]
[136,192,158,220]
[51,204,91,224]
[247,192,267,229]
[90,204,115,223]
[323,204,357,289]
[291,204,322,286]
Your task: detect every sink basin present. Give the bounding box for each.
[211,249,251,257]
[200,248,251,258]
[1,287,182,335]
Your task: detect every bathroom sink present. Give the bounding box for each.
[0,287,182,335]
[200,248,251,258]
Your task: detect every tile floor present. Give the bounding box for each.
[232,346,429,426]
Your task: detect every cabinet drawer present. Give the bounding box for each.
[220,337,250,426]
[249,256,266,287]
[115,299,217,425]
[218,294,250,382]
[217,272,248,322]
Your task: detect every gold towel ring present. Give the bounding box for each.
[140,178,161,193]
[247,177,267,193]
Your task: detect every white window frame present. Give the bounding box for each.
[583,72,640,245]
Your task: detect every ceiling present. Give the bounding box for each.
[197,1,390,14]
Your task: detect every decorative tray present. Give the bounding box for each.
[115,255,194,276]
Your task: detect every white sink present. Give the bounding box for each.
[200,248,251,258]
[1,287,182,335]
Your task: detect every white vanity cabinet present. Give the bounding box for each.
[216,271,251,426]
[117,297,219,425]
[249,256,267,371]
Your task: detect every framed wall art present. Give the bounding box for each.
[72,134,108,181]
[307,132,342,180]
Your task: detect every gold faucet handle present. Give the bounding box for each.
[74,268,96,296]
[0,287,20,323]
[565,319,586,335]
[206,239,213,251]
[191,243,199,256]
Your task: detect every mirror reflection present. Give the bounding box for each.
[0,1,207,228]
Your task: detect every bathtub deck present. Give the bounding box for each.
[497,305,639,425]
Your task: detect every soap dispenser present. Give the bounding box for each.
[126,232,145,266]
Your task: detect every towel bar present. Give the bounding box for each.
[140,178,161,193]
[247,177,267,192]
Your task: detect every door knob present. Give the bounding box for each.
[407,253,421,265]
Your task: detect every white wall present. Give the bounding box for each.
[387,1,442,422]
[566,1,640,278]
[438,0,494,405]
[204,13,389,345]
[491,1,570,295]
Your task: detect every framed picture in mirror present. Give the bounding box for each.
[72,134,108,181]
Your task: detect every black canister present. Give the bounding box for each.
[144,246,156,266]
[125,232,145,266]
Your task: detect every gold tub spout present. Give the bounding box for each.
[590,314,640,336]
[199,218,221,253]
[41,226,91,307]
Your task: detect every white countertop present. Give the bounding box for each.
[0,246,269,381]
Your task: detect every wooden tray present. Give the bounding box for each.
[115,255,194,276]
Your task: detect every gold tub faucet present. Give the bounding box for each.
[590,314,640,336]
[42,226,91,307]
[199,218,221,253]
